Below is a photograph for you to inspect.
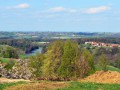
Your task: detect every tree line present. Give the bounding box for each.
[76,37,120,44]
[0,39,39,54]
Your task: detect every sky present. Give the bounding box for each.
[0,0,120,32]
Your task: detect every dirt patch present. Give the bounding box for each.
[81,71,120,84]
[4,82,68,90]
[0,78,30,84]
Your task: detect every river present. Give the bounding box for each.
[26,47,43,56]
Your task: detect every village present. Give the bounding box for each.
[85,41,120,47]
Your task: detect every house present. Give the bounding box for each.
[85,41,120,47]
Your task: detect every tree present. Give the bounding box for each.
[0,45,19,58]
[28,53,44,78]
[42,40,64,80]
[76,49,95,78]
[94,47,107,56]
[114,54,120,69]
[115,59,120,69]
[28,40,95,80]
[98,54,109,71]
[57,40,79,79]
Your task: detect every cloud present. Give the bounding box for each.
[14,3,30,9]
[83,6,111,14]
[49,7,65,12]
[49,6,77,13]
[69,9,77,13]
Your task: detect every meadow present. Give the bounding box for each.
[1,81,120,90]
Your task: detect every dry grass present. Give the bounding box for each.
[0,78,30,84]
[81,71,120,84]
[4,82,68,90]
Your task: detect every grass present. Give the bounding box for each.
[2,81,67,90]
[58,82,120,90]
[107,65,120,72]
[1,81,120,90]
[19,54,29,59]
[95,65,120,72]
[0,57,9,63]
[0,82,27,90]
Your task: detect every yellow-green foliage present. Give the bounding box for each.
[42,40,64,79]
[29,40,95,80]
[98,54,109,71]
[29,53,44,78]
[57,40,80,79]
[0,45,19,58]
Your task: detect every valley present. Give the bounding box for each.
[0,32,120,90]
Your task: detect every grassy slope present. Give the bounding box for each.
[58,82,120,90]
[95,65,120,72]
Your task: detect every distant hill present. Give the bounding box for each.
[0,32,120,39]
[76,32,120,38]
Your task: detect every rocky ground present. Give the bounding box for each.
[0,59,32,80]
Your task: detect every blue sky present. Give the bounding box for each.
[0,0,120,32]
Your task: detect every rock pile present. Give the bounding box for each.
[0,59,32,80]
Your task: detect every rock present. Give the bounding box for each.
[0,59,32,80]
